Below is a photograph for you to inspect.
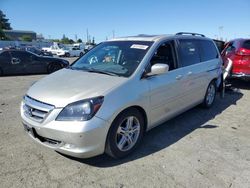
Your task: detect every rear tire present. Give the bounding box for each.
[105,108,145,159]
[47,63,61,74]
[202,81,217,108]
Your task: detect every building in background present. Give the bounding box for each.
[3,29,36,41]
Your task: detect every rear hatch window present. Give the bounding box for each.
[242,40,250,50]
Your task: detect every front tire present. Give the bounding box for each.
[105,108,145,159]
[202,81,217,108]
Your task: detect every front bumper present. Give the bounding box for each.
[20,101,110,158]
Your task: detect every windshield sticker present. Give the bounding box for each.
[130,44,149,50]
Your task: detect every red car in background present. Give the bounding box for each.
[222,39,250,80]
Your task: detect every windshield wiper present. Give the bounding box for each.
[67,66,121,76]
[67,66,89,71]
[87,68,119,76]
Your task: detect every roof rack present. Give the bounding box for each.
[176,32,205,37]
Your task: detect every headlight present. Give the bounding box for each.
[56,96,104,121]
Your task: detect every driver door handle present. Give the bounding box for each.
[187,71,192,76]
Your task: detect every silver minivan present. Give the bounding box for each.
[20,33,223,158]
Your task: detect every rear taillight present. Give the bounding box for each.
[233,54,243,64]
[242,56,250,62]
[236,48,250,56]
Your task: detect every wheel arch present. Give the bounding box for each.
[207,75,220,91]
[47,62,62,73]
[212,77,220,89]
[104,105,148,158]
[110,105,148,132]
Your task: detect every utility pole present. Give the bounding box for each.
[112,30,115,38]
[218,26,223,40]
[86,29,89,43]
[89,35,91,43]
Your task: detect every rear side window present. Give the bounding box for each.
[10,51,31,63]
[178,39,200,67]
[242,40,250,49]
[199,40,218,61]
[10,51,29,58]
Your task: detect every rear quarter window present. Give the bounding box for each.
[242,40,250,49]
[199,40,218,61]
[177,39,200,67]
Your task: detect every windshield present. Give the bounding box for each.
[71,41,153,77]
[62,46,70,50]
[27,47,41,55]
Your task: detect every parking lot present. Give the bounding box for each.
[0,57,250,188]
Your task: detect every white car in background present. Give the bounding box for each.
[67,46,85,57]
[42,46,70,57]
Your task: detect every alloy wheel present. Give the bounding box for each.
[115,116,140,152]
[206,83,216,105]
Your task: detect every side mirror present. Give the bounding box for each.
[147,63,169,76]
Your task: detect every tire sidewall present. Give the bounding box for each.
[106,108,145,158]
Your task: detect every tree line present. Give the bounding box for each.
[0,10,12,40]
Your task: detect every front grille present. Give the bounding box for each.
[23,95,54,123]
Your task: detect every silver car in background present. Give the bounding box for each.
[20,32,223,158]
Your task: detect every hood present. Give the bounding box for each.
[27,68,127,107]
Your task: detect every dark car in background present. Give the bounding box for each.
[222,39,250,80]
[0,50,69,76]
[24,46,53,57]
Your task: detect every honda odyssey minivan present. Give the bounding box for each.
[20,33,223,158]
